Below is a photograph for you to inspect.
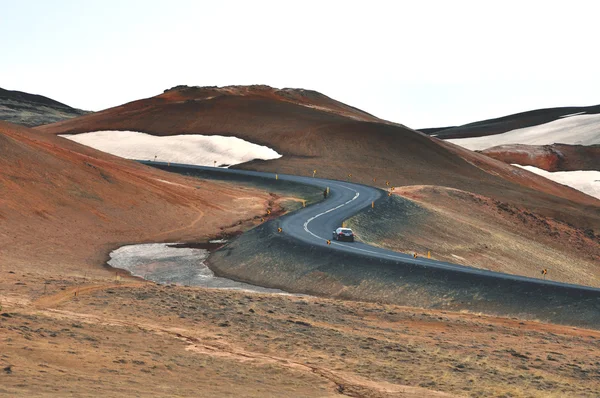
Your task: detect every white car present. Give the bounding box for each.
[332,227,355,242]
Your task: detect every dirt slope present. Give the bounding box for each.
[480,143,600,172]
[0,120,274,276]
[0,87,89,127]
[347,187,600,287]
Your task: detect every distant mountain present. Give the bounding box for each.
[0,87,90,127]
[419,104,600,140]
[424,105,600,199]
[38,84,599,217]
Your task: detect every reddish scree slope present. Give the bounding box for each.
[0,120,271,272]
[480,144,600,172]
[38,85,600,232]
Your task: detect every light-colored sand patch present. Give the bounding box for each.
[514,164,600,199]
[60,130,282,167]
[448,113,600,150]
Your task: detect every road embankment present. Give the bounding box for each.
[208,220,600,329]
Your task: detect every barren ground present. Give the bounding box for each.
[2,272,599,397]
[347,187,600,287]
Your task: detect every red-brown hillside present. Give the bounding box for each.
[37,85,600,233]
[480,143,600,172]
[0,120,274,275]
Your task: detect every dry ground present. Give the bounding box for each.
[1,272,599,397]
[347,187,600,287]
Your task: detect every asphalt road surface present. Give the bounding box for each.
[143,161,600,294]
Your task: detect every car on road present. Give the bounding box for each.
[332,227,355,242]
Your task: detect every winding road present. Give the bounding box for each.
[144,161,600,294]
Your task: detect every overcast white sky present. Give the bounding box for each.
[2,0,600,128]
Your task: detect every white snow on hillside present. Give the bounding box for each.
[60,130,282,167]
[513,164,600,200]
[448,114,600,150]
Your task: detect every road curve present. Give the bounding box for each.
[143,161,600,294]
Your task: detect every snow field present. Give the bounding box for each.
[448,114,600,150]
[513,165,600,200]
[60,130,282,167]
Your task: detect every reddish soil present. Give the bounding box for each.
[0,120,278,278]
[2,272,600,397]
[419,104,600,139]
[480,144,600,172]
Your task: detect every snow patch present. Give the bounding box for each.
[559,111,586,118]
[513,164,600,200]
[448,114,600,150]
[60,131,282,167]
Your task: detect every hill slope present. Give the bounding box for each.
[0,120,273,275]
[0,87,90,127]
[38,85,600,228]
[420,104,600,139]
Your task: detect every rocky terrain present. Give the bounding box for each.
[0,87,89,127]
[480,144,600,172]
[2,269,599,397]
[347,187,600,287]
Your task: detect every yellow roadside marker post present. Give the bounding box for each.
[541,269,547,280]
[413,252,418,259]
[302,200,306,208]
[372,201,374,208]
[386,181,390,186]
[313,169,317,177]
[428,251,431,259]
[267,209,271,215]
[276,174,278,180]
[327,240,331,245]
[277,227,282,233]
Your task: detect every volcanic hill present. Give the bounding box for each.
[38,85,600,223]
[0,87,89,127]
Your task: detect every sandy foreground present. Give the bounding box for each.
[1,268,599,397]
